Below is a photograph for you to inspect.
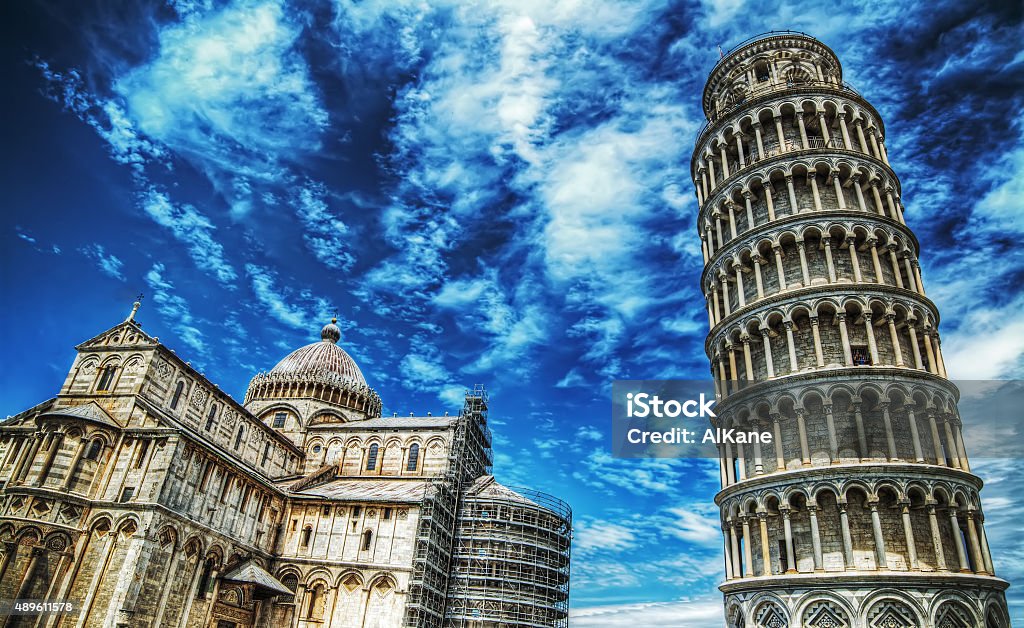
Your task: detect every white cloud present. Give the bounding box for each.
[925,129,1024,380]
[36,62,164,169]
[80,244,126,281]
[433,268,549,374]
[244,264,330,331]
[666,505,721,546]
[140,188,237,284]
[115,0,328,215]
[571,598,723,628]
[702,0,746,28]
[398,339,466,407]
[356,0,704,384]
[295,182,356,271]
[572,449,717,497]
[575,520,638,554]
[144,263,207,356]
[15,229,37,245]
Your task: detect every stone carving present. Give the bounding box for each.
[46,535,68,552]
[755,602,787,628]
[152,359,173,381]
[190,387,208,410]
[867,600,916,628]
[803,601,849,628]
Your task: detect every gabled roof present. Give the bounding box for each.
[221,559,293,596]
[41,402,123,429]
[74,320,157,351]
[312,415,458,430]
[464,475,540,507]
[289,478,430,503]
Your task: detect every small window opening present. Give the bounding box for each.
[406,444,420,471]
[96,365,117,391]
[133,440,149,469]
[85,440,103,461]
[170,381,185,410]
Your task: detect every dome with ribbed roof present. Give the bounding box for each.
[269,319,366,385]
[244,319,382,418]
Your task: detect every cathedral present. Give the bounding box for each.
[693,32,1010,627]
[0,305,572,627]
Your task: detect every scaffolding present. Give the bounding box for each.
[443,478,572,628]
[404,386,494,628]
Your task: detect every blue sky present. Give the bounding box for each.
[2,0,1023,625]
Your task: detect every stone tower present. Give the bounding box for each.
[691,32,1010,627]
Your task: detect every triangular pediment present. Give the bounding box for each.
[42,401,123,429]
[75,321,158,351]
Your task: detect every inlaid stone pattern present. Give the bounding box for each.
[692,32,1010,627]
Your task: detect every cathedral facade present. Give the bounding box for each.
[693,32,1010,627]
[0,306,571,628]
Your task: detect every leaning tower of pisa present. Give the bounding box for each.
[692,32,1010,627]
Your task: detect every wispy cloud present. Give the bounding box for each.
[36,61,164,169]
[573,449,717,497]
[666,504,721,546]
[571,597,723,628]
[398,337,466,406]
[574,519,638,554]
[114,0,328,217]
[15,229,37,245]
[140,188,237,284]
[80,244,126,281]
[144,263,207,356]
[294,182,355,271]
[244,264,330,330]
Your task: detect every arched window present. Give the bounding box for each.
[234,426,244,450]
[406,444,420,471]
[205,405,217,431]
[133,440,149,469]
[196,558,216,599]
[366,444,379,471]
[96,365,117,391]
[279,574,298,603]
[170,381,185,410]
[84,440,103,461]
[306,583,325,620]
[300,526,312,547]
[361,529,373,551]
[219,474,233,502]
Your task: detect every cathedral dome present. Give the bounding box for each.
[270,319,365,385]
[244,319,382,419]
